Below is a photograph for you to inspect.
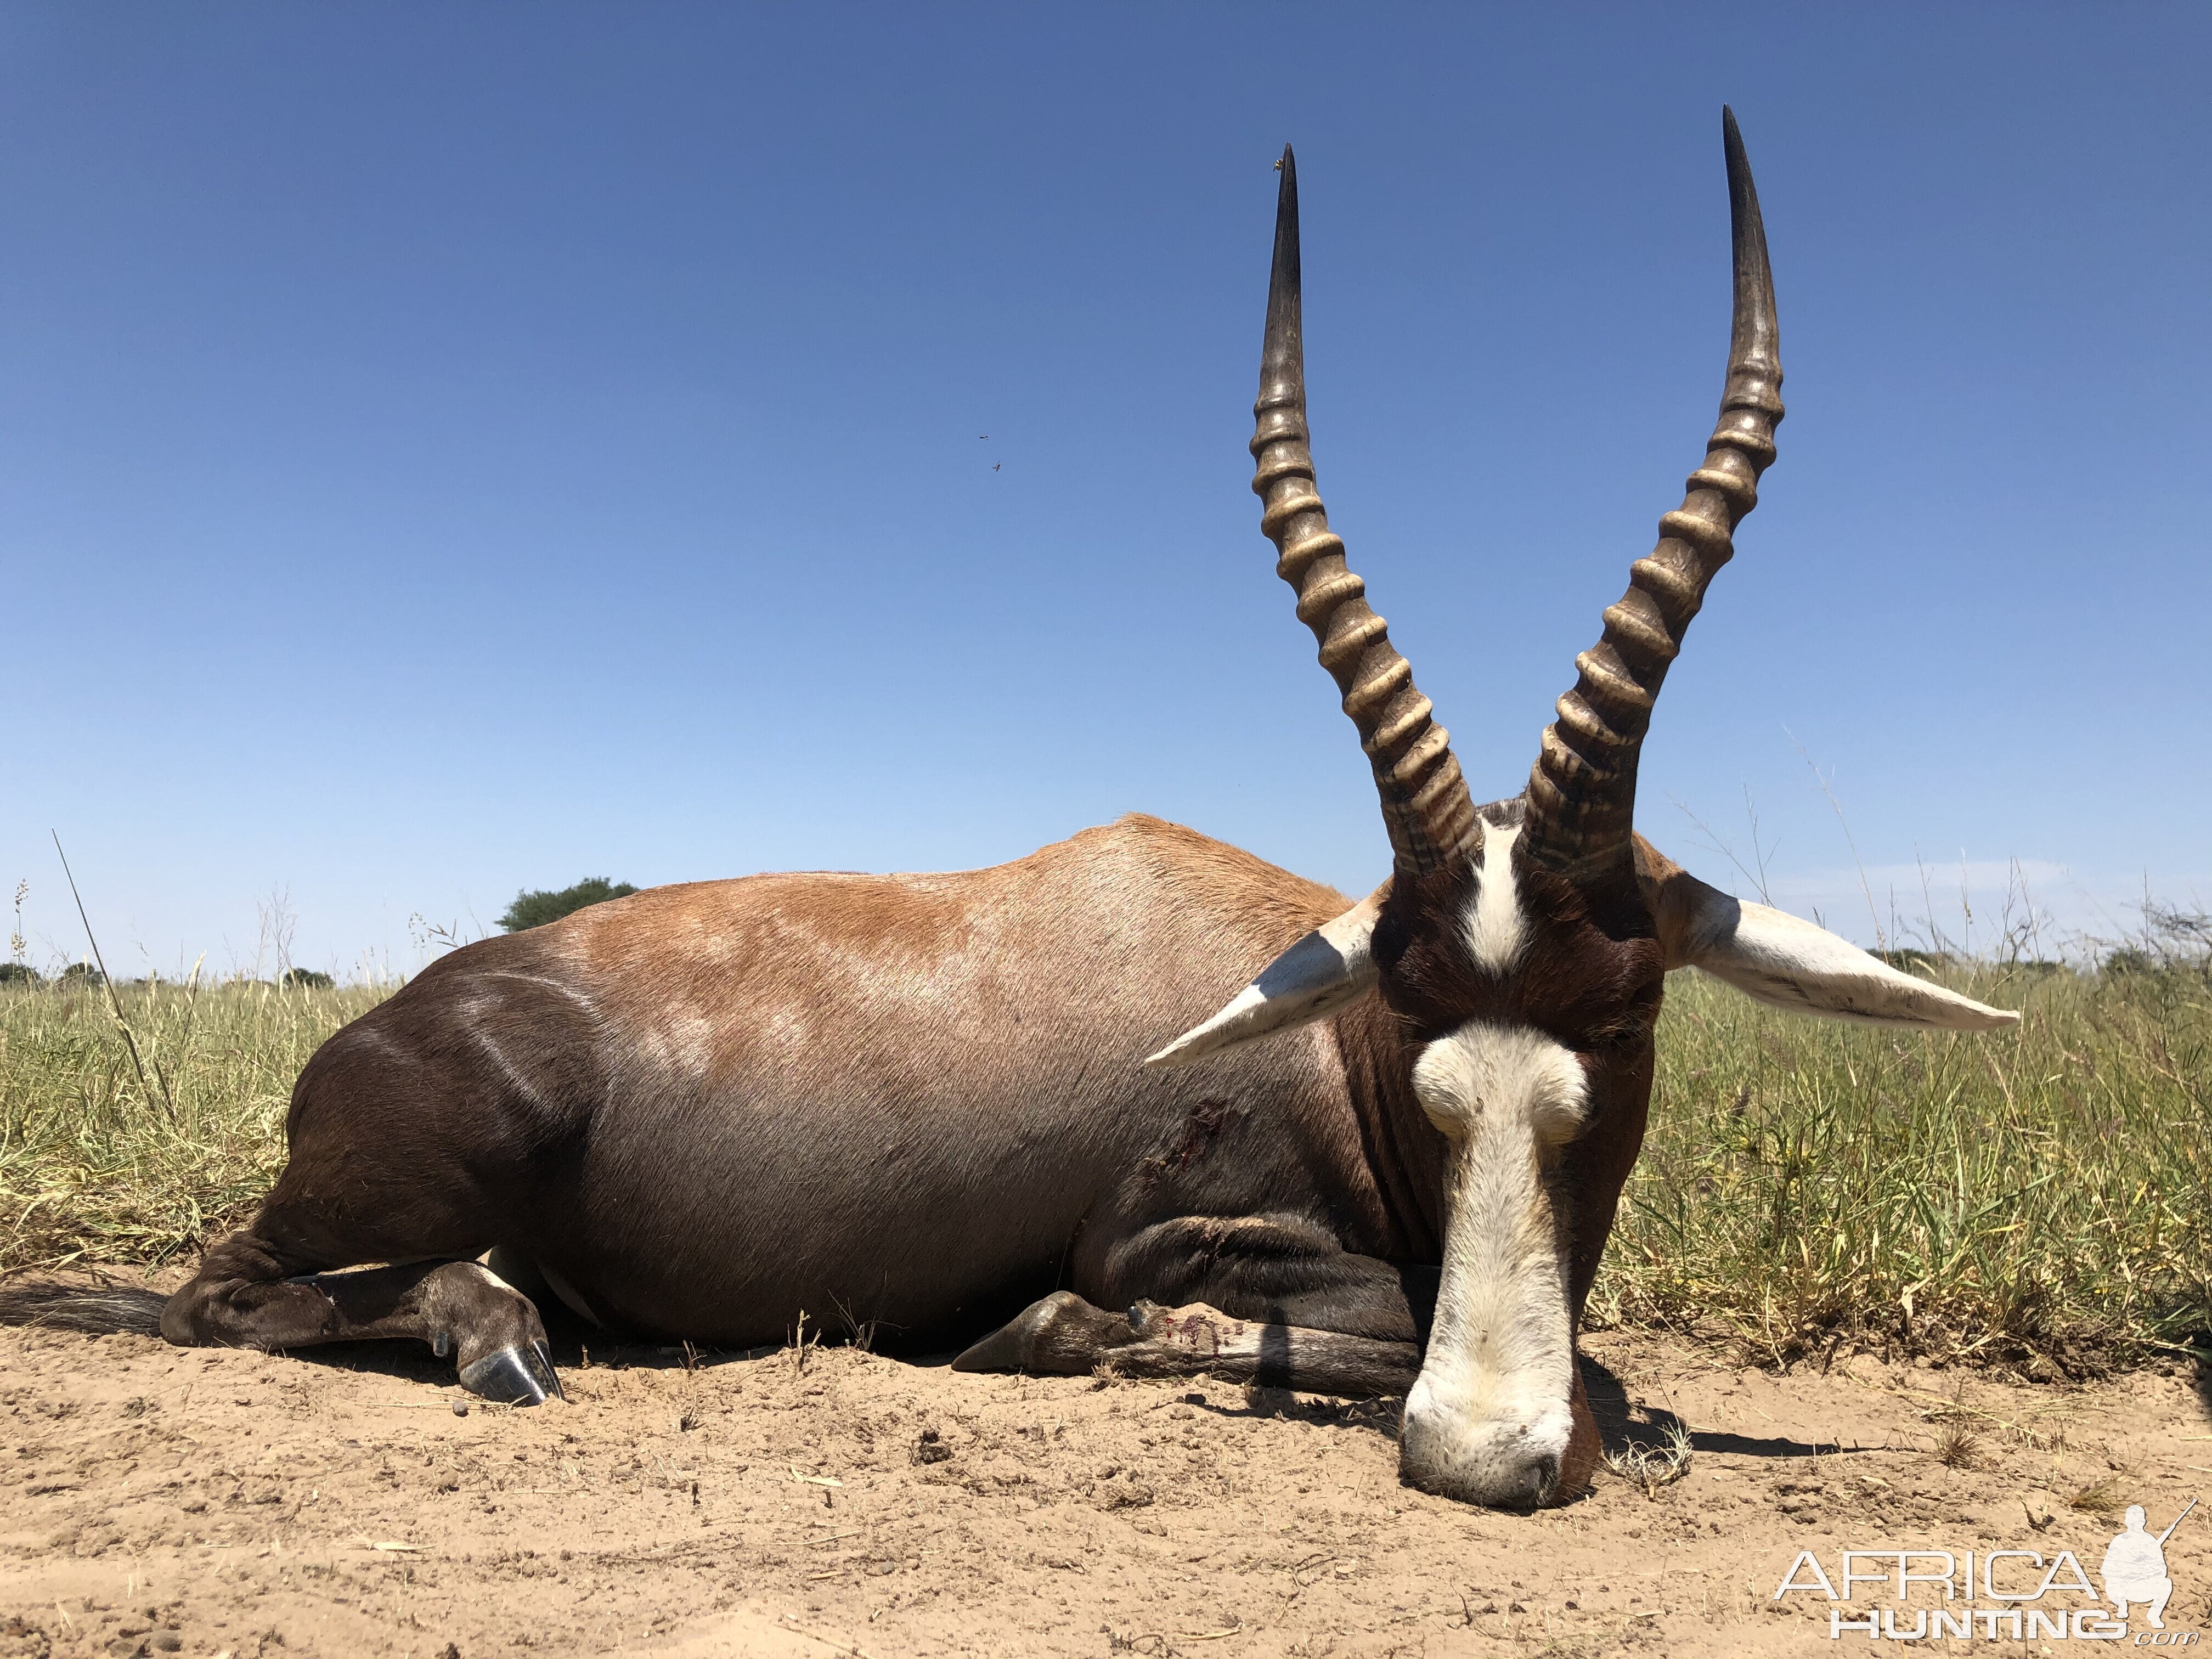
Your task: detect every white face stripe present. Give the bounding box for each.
[1461,821,1527,974]
[1402,1019,1592,1505]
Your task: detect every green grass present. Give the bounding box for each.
[1593,962,2211,1373]
[1,961,2205,1373]
[0,977,383,1270]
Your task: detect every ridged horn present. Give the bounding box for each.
[1251,145,1480,878]
[1521,106,1784,881]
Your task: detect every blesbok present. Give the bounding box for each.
[4,110,2013,1509]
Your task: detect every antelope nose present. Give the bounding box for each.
[1401,1444,1560,1508]
[1398,1406,1567,1509]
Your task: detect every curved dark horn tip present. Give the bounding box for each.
[1259,145,1303,416]
[1249,143,1479,877]
[1521,107,1785,881]
[1721,107,1780,387]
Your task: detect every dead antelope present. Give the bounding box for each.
[2,110,2012,1509]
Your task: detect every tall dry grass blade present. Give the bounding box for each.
[50,831,174,1123]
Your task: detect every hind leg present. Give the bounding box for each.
[163,1221,563,1405]
[154,947,613,1402]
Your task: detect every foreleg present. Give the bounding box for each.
[952,1291,1419,1396]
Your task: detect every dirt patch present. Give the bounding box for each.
[1,1322,2205,1657]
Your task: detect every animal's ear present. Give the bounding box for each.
[1144,885,1385,1066]
[1633,838,2019,1031]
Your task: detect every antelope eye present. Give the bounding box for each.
[1588,984,1665,1051]
[1583,1012,1655,1053]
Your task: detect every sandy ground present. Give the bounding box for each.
[1,1314,2206,1659]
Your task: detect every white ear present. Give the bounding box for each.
[1144,887,1384,1066]
[1670,877,2018,1031]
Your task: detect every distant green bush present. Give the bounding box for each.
[498,877,639,933]
[281,968,335,990]
[0,963,39,986]
[57,963,104,988]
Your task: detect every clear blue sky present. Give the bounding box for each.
[6,5,2207,979]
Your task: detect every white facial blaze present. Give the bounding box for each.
[1460,821,1527,973]
[1401,1019,1592,1505]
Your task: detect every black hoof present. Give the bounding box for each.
[951,1290,1081,1372]
[952,1291,1135,1375]
[459,1339,565,1404]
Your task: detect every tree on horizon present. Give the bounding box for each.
[498,877,640,933]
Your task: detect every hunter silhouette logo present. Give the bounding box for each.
[1773,1496,2200,1642]
[2104,1501,2195,1630]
